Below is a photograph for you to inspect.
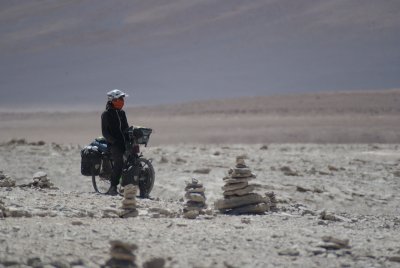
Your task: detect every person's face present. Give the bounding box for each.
[112,97,124,109]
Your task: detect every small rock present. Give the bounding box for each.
[241,218,251,224]
[0,171,16,187]
[215,193,267,210]
[193,168,211,174]
[280,166,299,176]
[143,257,166,268]
[320,210,343,222]
[278,248,300,256]
[260,145,268,150]
[318,236,350,250]
[50,260,70,268]
[388,256,400,262]
[175,158,187,164]
[27,257,43,268]
[159,156,168,164]
[296,186,312,192]
[328,165,339,171]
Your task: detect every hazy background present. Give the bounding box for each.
[1,0,400,111]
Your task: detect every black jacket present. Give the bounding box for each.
[101,107,129,149]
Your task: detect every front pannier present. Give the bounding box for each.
[132,127,152,146]
[80,146,102,176]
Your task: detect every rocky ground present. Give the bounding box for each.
[1,141,400,267]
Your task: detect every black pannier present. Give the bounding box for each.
[131,127,152,146]
[80,146,102,176]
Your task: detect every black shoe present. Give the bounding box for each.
[106,185,118,196]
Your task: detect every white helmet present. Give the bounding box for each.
[107,89,128,101]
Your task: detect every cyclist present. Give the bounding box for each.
[101,89,129,195]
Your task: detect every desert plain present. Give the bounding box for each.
[1,90,400,268]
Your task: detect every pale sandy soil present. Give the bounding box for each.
[0,142,399,268]
[0,91,400,267]
[1,90,400,145]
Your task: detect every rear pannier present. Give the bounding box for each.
[80,146,102,176]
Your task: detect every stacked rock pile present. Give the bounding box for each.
[120,184,138,218]
[32,172,53,188]
[183,178,207,219]
[214,157,269,215]
[103,240,138,268]
[0,171,16,187]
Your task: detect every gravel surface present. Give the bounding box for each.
[1,142,400,267]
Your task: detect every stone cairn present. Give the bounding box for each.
[32,172,53,188]
[120,184,138,218]
[103,240,138,268]
[0,171,16,187]
[214,157,269,215]
[183,178,207,219]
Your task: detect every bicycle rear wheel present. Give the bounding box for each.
[92,159,112,194]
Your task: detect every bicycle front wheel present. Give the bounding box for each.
[138,158,155,198]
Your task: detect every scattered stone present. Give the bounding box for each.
[296,186,312,192]
[213,151,221,156]
[27,257,43,268]
[143,257,166,268]
[260,145,268,150]
[265,192,278,212]
[148,208,173,218]
[175,158,187,164]
[280,166,299,176]
[183,178,207,219]
[28,141,46,146]
[159,156,168,164]
[241,218,251,224]
[313,187,324,193]
[103,240,138,268]
[4,207,32,218]
[278,248,300,256]
[50,260,70,268]
[193,168,211,174]
[70,259,85,266]
[102,208,120,218]
[0,171,16,187]
[183,210,199,219]
[31,172,54,189]
[215,158,269,215]
[388,256,400,262]
[71,220,83,226]
[119,184,138,218]
[318,236,350,250]
[328,165,339,171]
[6,138,27,145]
[320,210,343,222]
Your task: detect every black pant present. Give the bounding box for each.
[110,145,124,186]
